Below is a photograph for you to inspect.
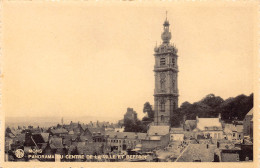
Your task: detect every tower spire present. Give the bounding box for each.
[161,12,171,44]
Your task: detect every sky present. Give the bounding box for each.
[2,2,257,122]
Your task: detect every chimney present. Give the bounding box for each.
[196,116,199,122]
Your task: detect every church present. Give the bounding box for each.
[153,15,179,126]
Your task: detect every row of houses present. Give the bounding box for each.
[171,109,253,142]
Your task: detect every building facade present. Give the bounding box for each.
[243,108,253,138]
[153,16,179,125]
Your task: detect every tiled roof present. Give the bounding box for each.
[63,138,72,146]
[40,143,48,151]
[79,135,90,142]
[87,127,105,135]
[246,108,253,116]
[14,133,25,142]
[196,118,222,131]
[148,126,170,136]
[170,127,184,134]
[224,124,243,133]
[106,132,148,140]
[50,128,68,134]
[68,131,74,135]
[40,133,49,143]
[11,129,22,136]
[81,124,88,131]
[50,137,63,149]
[176,144,216,162]
[31,134,45,144]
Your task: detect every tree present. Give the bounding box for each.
[6,127,11,133]
[123,118,147,133]
[169,93,253,127]
[200,94,224,109]
[143,102,154,119]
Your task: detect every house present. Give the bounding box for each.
[175,144,217,162]
[148,125,170,136]
[224,124,243,141]
[106,132,147,154]
[5,138,13,152]
[49,128,68,137]
[24,132,48,147]
[170,128,184,141]
[49,137,65,155]
[185,115,223,140]
[85,127,105,142]
[141,134,170,152]
[243,108,253,138]
[220,147,241,162]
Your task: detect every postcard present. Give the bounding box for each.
[0,1,258,168]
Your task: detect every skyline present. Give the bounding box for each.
[3,2,257,121]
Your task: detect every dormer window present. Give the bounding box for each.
[160,57,166,66]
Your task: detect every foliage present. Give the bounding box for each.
[143,102,154,119]
[5,127,11,133]
[170,93,253,127]
[123,118,147,133]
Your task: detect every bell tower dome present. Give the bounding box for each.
[161,17,172,44]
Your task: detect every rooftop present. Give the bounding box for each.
[106,132,147,140]
[196,117,222,131]
[148,125,170,136]
[246,108,253,116]
[176,144,217,162]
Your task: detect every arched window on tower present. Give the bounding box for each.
[160,57,166,66]
[159,99,165,112]
[172,58,175,66]
[161,115,165,122]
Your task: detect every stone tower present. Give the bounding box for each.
[153,15,179,125]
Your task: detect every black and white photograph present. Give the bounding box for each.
[1,1,258,167]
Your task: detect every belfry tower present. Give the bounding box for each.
[153,14,179,125]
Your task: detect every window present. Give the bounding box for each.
[160,101,165,112]
[161,115,165,122]
[172,58,175,66]
[160,57,166,66]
